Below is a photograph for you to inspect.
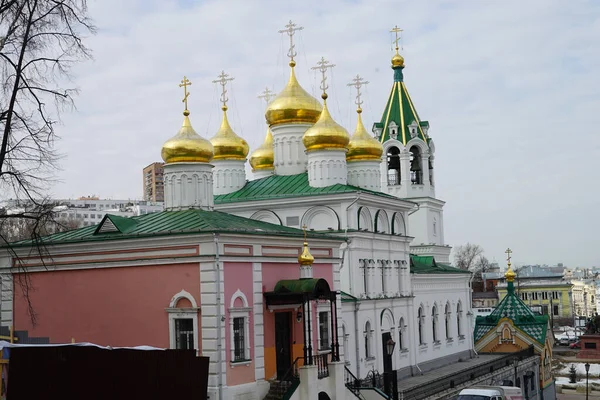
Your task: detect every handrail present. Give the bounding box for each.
[269,357,302,399]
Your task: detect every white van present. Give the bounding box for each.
[457,386,523,400]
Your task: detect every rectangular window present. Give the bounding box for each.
[319,311,330,350]
[541,305,548,315]
[175,318,194,350]
[233,317,246,361]
[553,305,559,316]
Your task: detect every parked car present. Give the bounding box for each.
[570,340,581,349]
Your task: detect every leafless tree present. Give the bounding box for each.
[453,243,484,271]
[0,0,95,325]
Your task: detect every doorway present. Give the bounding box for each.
[382,332,392,372]
[275,312,292,379]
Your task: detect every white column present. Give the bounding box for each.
[0,264,13,328]
[421,151,430,188]
[347,161,381,191]
[252,260,266,383]
[212,159,247,195]
[271,124,312,176]
[307,149,347,188]
[400,150,412,188]
[164,162,214,211]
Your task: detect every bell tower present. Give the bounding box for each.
[374,27,450,262]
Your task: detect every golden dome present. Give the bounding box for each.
[392,52,405,68]
[505,266,516,282]
[249,128,274,171]
[347,109,384,162]
[298,241,314,265]
[265,62,323,127]
[210,106,249,161]
[302,97,350,152]
[161,111,214,164]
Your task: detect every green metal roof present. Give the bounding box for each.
[373,65,430,145]
[7,209,340,247]
[273,278,331,296]
[341,291,358,303]
[214,172,397,204]
[409,254,470,275]
[474,281,549,345]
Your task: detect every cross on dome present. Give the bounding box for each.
[390,25,403,52]
[505,248,512,266]
[212,70,235,111]
[347,74,369,113]
[179,76,192,115]
[279,20,304,66]
[257,87,276,104]
[311,57,335,100]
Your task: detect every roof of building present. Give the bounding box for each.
[6,209,341,248]
[373,64,430,145]
[472,291,498,299]
[214,172,399,204]
[410,255,470,275]
[474,278,549,344]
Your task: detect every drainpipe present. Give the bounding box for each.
[213,233,223,400]
[354,301,361,379]
[345,194,361,235]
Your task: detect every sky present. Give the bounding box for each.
[46,0,599,267]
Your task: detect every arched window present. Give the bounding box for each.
[387,146,400,186]
[229,289,251,363]
[429,157,434,186]
[432,306,438,343]
[398,317,405,350]
[418,307,424,345]
[457,302,463,337]
[445,303,451,339]
[167,290,199,351]
[409,146,422,184]
[364,321,373,359]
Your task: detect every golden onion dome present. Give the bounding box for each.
[265,61,323,127]
[210,106,249,161]
[249,128,274,171]
[392,52,405,68]
[505,266,516,282]
[298,241,314,265]
[302,96,350,152]
[347,108,384,162]
[161,111,214,164]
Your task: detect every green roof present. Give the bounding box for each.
[273,278,331,296]
[215,172,398,204]
[7,209,340,247]
[373,64,430,145]
[474,282,549,345]
[409,254,470,275]
[341,291,358,303]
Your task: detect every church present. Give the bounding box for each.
[0,23,473,400]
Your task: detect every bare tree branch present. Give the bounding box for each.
[453,243,484,271]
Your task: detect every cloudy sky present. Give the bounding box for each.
[49,0,599,267]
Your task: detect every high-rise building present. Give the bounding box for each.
[143,162,164,202]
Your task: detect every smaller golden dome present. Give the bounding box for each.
[210,106,249,161]
[298,241,314,266]
[249,128,274,171]
[392,52,405,68]
[347,109,384,162]
[161,112,214,164]
[302,98,350,152]
[265,63,323,127]
[505,266,516,282]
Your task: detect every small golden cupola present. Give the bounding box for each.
[249,128,274,171]
[347,106,384,162]
[302,57,350,152]
[161,76,214,164]
[210,71,249,161]
[298,225,314,279]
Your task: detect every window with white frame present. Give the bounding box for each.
[229,289,251,363]
[364,321,373,359]
[418,306,424,345]
[318,311,330,351]
[432,305,438,343]
[398,317,405,350]
[445,303,451,339]
[167,290,199,351]
[457,302,463,337]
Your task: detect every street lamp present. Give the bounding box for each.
[385,338,397,400]
[585,362,590,400]
[386,338,396,357]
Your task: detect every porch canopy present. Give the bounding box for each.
[264,278,332,307]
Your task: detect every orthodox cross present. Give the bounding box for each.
[257,87,275,105]
[505,248,512,266]
[390,25,403,52]
[212,70,235,109]
[311,57,335,97]
[279,20,304,64]
[302,224,308,242]
[179,76,192,111]
[347,74,369,111]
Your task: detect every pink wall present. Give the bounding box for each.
[223,262,255,386]
[14,263,200,348]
